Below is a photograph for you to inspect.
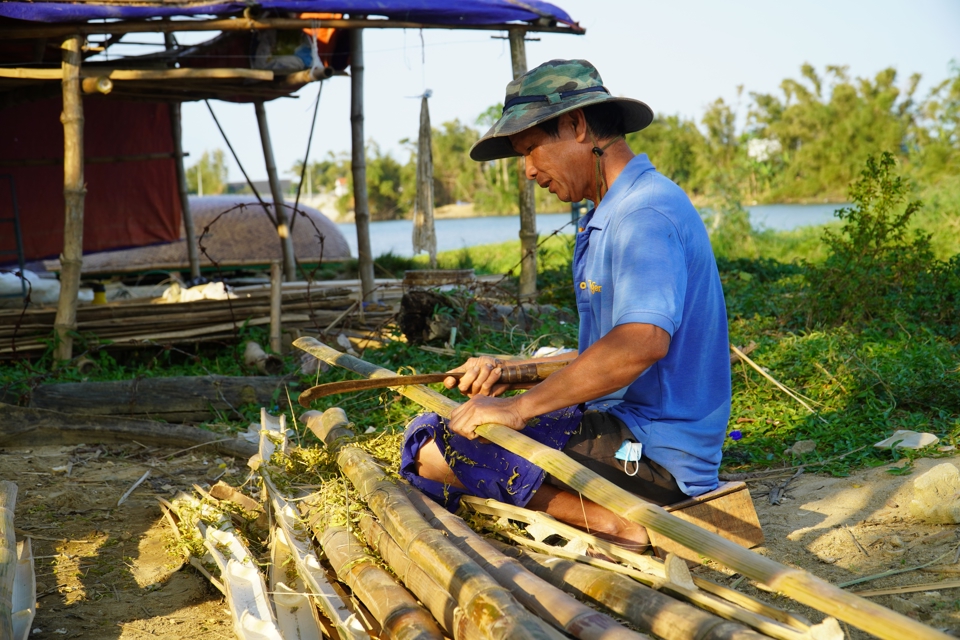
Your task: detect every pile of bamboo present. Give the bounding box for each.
[169,407,853,640]
[0,281,401,356]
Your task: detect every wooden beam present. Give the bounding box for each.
[350,29,376,301]
[509,28,538,297]
[0,67,273,81]
[255,101,297,281]
[0,18,585,41]
[54,34,85,364]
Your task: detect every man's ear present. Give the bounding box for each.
[569,109,589,144]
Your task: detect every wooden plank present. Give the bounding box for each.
[649,482,764,564]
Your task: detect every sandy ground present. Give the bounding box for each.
[694,455,960,637]
[5,440,960,639]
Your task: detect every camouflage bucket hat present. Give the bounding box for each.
[470,59,654,162]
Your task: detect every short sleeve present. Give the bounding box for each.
[609,208,686,336]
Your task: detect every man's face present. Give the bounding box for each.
[508,111,592,203]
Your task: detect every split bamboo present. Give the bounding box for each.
[11,539,36,640]
[332,445,564,640]
[292,336,952,640]
[54,35,85,363]
[499,542,769,640]
[402,484,651,640]
[0,481,17,640]
[317,524,445,640]
[268,527,323,640]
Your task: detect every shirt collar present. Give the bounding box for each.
[585,153,655,230]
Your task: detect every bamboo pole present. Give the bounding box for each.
[292,336,952,640]
[255,103,297,281]
[244,341,283,375]
[317,524,446,640]
[0,481,17,640]
[508,28,538,298]
[357,513,475,640]
[350,29,376,301]
[499,542,769,640]
[54,34,85,364]
[332,446,563,640]
[168,101,200,280]
[269,261,283,352]
[402,484,651,640]
[0,17,584,41]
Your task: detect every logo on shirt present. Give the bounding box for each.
[579,280,602,294]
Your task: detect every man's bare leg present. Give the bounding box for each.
[525,484,649,551]
[414,442,648,551]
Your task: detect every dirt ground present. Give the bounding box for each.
[5,440,960,639]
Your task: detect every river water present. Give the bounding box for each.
[336,203,846,259]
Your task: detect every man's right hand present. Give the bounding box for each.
[444,356,508,398]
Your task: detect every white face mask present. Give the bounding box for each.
[614,440,644,476]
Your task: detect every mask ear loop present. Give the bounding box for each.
[588,131,623,204]
[624,458,641,477]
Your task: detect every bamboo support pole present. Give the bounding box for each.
[292,336,952,640]
[269,262,283,352]
[256,104,297,281]
[508,28,538,297]
[54,34,85,363]
[332,446,563,640]
[317,524,445,640]
[402,485,652,640]
[350,29,376,301]
[0,481,17,640]
[499,541,768,640]
[167,99,200,280]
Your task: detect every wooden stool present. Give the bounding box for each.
[648,481,764,564]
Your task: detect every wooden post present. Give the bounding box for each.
[255,101,297,281]
[269,261,282,353]
[168,104,200,280]
[0,481,17,640]
[350,28,376,301]
[54,34,85,363]
[509,28,538,298]
[164,32,200,282]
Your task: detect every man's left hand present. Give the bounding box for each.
[449,395,526,440]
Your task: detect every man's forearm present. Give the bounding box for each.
[513,323,669,420]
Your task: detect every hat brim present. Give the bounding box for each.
[469,95,654,162]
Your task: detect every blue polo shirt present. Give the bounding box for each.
[573,154,731,497]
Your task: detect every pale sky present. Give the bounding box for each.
[170,0,959,184]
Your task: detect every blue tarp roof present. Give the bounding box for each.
[0,0,575,26]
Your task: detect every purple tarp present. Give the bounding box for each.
[0,0,575,26]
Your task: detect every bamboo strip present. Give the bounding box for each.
[11,539,36,640]
[332,447,564,640]
[292,336,951,640]
[402,484,651,640]
[267,526,324,640]
[0,481,17,640]
[498,532,826,640]
[499,540,779,640]
[319,524,445,640]
[462,494,811,632]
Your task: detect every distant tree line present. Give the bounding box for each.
[186,62,958,220]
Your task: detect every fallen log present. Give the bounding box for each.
[293,336,951,640]
[29,375,290,422]
[0,403,257,459]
